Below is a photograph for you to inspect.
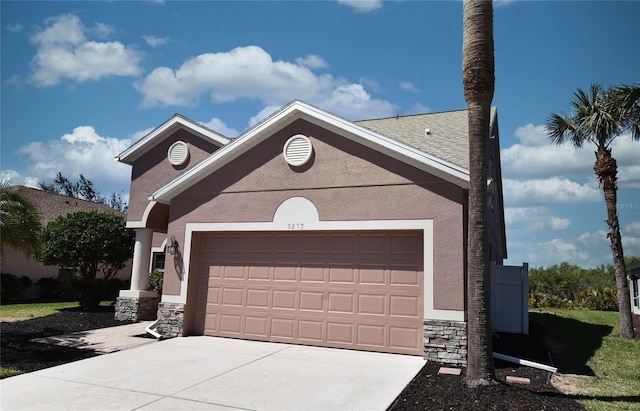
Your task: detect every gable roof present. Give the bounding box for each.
[11,186,124,225]
[356,107,497,170]
[148,100,472,204]
[116,114,231,165]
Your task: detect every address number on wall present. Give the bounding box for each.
[287,223,305,230]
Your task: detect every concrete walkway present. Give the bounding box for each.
[1,335,425,411]
[31,321,155,353]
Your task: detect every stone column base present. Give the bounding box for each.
[423,320,467,366]
[155,302,185,338]
[115,293,158,322]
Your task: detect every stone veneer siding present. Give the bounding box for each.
[155,302,184,338]
[115,296,158,322]
[423,320,467,366]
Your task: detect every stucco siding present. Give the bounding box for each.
[162,120,465,311]
[127,129,222,222]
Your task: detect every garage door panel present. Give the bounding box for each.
[357,324,385,347]
[358,294,386,315]
[326,322,354,344]
[196,231,423,356]
[389,326,421,350]
[327,292,354,313]
[220,314,242,334]
[272,290,296,309]
[274,266,297,281]
[300,266,324,282]
[328,266,355,283]
[221,287,244,306]
[390,269,420,286]
[271,318,296,339]
[389,295,420,317]
[246,288,269,308]
[298,320,324,342]
[244,316,268,337]
[299,291,324,311]
[359,267,386,285]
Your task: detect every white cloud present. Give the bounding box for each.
[400,81,419,93]
[200,118,239,138]
[135,45,396,122]
[93,22,114,38]
[337,0,383,13]
[8,126,132,196]
[143,35,169,47]
[6,23,23,33]
[503,177,601,206]
[30,14,141,86]
[295,55,329,69]
[406,102,432,115]
[504,206,571,233]
[502,124,640,187]
[549,216,571,230]
[505,219,640,267]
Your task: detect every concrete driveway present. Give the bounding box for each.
[1,336,425,411]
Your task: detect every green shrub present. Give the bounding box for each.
[148,269,163,298]
[36,277,81,301]
[574,286,618,311]
[529,291,572,309]
[1,273,32,302]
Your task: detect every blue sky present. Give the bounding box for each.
[1,0,639,268]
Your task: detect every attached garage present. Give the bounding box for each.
[193,231,424,355]
[117,100,508,366]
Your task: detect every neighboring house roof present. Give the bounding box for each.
[147,100,472,204]
[11,186,124,226]
[116,113,231,165]
[356,107,497,170]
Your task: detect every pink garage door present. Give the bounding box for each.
[194,231,424,355]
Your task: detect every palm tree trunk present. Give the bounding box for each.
[595,147,634,338]
[462,0,495,386]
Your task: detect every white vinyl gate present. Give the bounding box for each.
[490,262,529,334]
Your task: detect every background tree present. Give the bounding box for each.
[39,211,135,310]
[40,172,127,212]
[462,0,495,387]
[547,83,640,339]
[0,181,42,260]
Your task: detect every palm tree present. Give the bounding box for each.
[462,0,495,387]
[0,182,42,260]
[547,83,639,339]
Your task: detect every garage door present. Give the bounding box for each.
[194,231,424,355]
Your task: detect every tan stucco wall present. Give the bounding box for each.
[127,129,222,223]
[163,120,465,312]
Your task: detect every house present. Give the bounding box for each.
[629,261,640,316]
[1,186,132,297]
[115,100,513,365]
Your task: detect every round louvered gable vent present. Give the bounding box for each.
[168,141,189,166]
[283,134,313,166]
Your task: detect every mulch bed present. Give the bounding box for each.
[1,306,587,410]
[0,305,132,373]
[389,321,585,410]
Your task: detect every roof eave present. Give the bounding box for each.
[116,114,231,165]
[149,101,471,204]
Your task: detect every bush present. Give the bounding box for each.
[36,277,81,301]
[574,286,618,311]
[529,291,572,309]
[1,273,32,302]
[148,269,163,298]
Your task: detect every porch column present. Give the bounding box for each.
[116,228,158,321]
[130,228,153,291]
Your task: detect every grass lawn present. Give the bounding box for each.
[531,309,640,411]
[0,301,112,321]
